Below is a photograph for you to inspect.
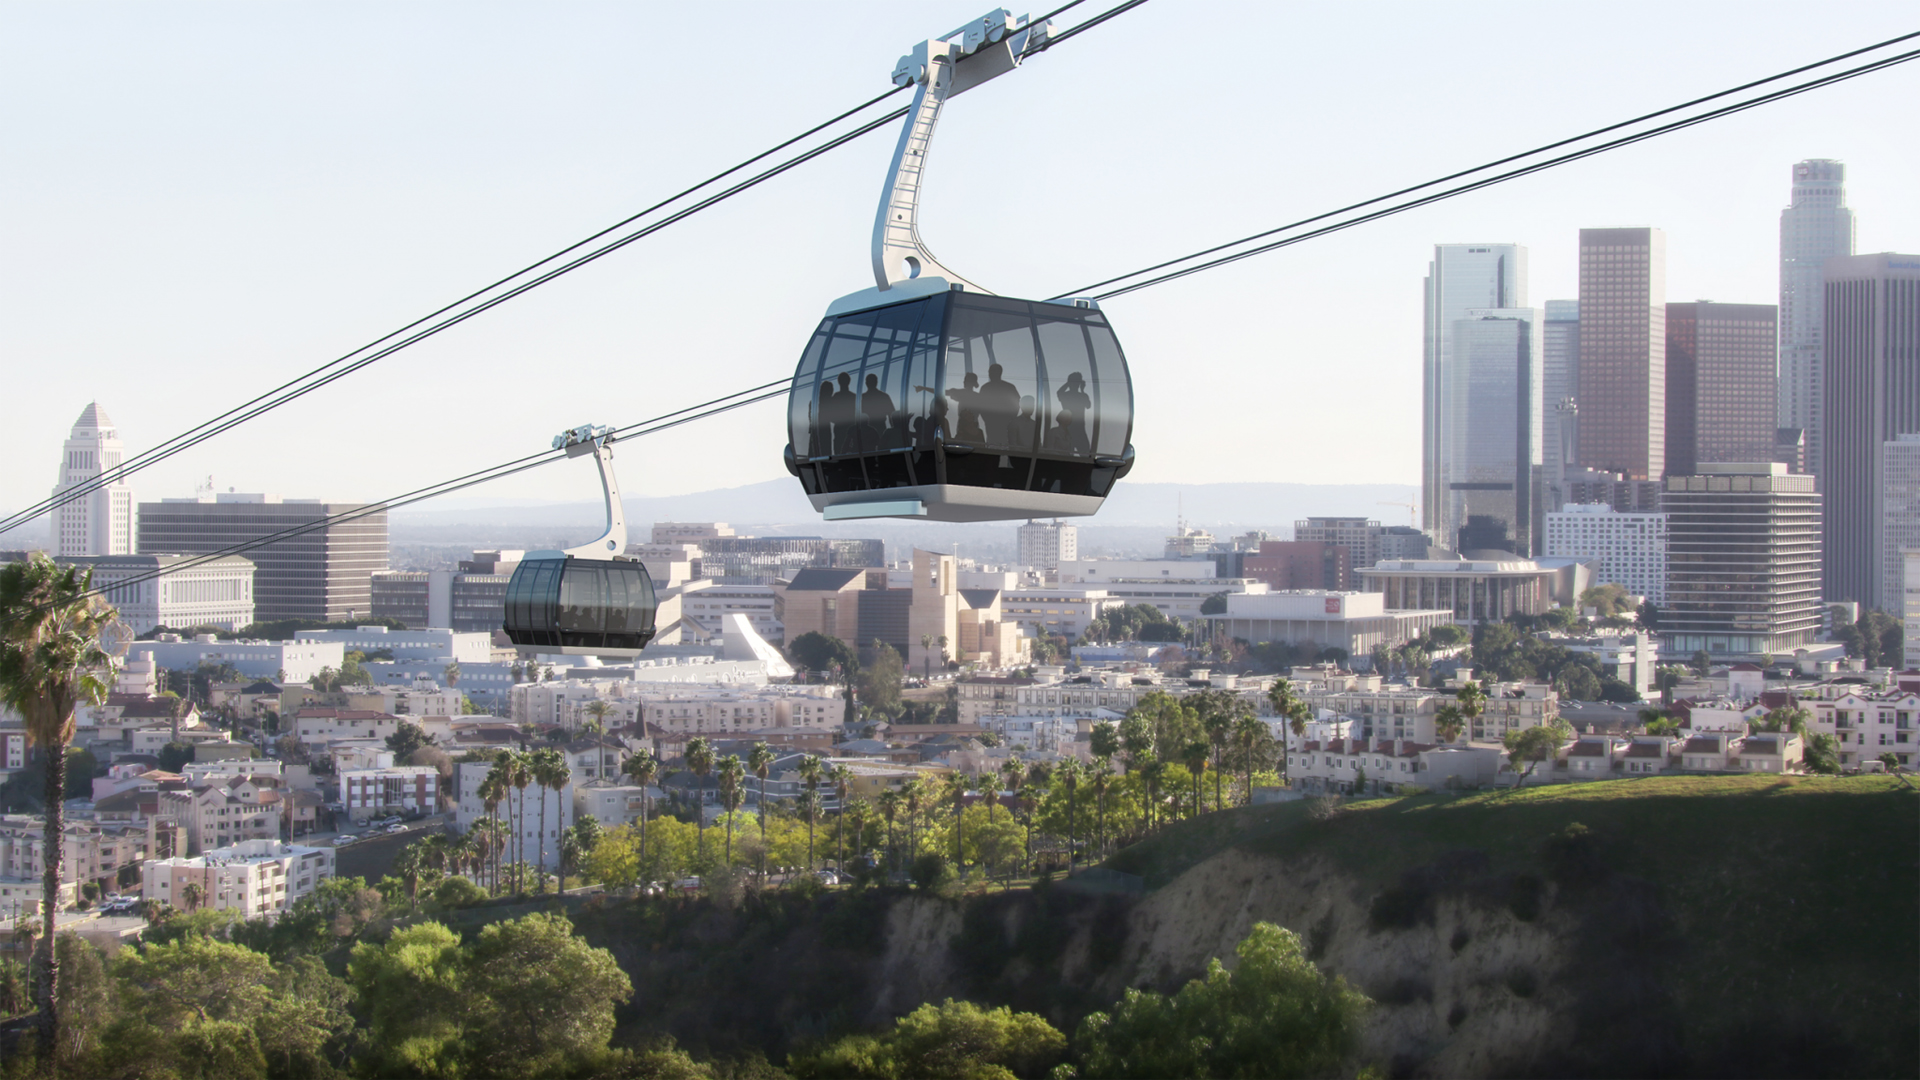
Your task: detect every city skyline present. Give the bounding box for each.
[2,2,1916,518]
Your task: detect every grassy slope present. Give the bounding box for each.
[1108,775,1920,1077]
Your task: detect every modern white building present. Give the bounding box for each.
[1882,435,1920,617]
[132,637,344,683]
[1202,591,1452,657]
[50,402,136,557]
[1423,243,1529,547]
[999,587,1125,640]
[1906,551,1920,670]
[1055,560,1269,621]
[1542,503,1669,603]
[143,839,334,919]
[1017,520,1078,572]
[292,626,492,664]
[453,760,573,873]
[61,554,255,634]
[1778,159,1855,479]
[677,583,782,643]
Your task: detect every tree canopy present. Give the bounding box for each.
[789,998,1067,1079]
[788,631,856,676]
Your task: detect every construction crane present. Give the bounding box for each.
[1378,499,1417,527]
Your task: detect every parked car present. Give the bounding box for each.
[386,823,408,834]
[334,834,358,846]
[814,870,841,886]
[673,877,701,893]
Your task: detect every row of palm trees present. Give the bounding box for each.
[475,746,572,895]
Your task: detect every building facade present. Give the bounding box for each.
[1358,558,1567,625]
[137,493,388,623]
[1664,301,1779,476]
[50,402,135,557]
[1443,308,1542,553]
[1203,591,1451,656]
[1242,541,1352,591]
[1661,463,1822,657]
[1542,300,1581,485]
[340,766,438,822]
[1542,503,1668,603]
[1422,244,1528,540]
[1779,159,1856,477]
[1886,436,1920,618]
[142,839,334,919]
[61,554,255,634]
[1821,253,1920,608]
[1577,227,1667,480]
[1017,520,1078,571]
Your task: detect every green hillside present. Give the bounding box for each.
[1107,774,1920,1078]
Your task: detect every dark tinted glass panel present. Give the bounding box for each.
[944,296,1045,456]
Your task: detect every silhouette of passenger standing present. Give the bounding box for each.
[811,381,835,456]
[941,373,987,444]
[827,372,857,453]
[1055,372,1092,455]
[978,363,1020,447]
[861,373,897,450]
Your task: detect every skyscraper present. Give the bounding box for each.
[1441,309,1541,553]
[1883,435,1920,617]
[1541,300,1581,482]
[137,493,388,623]
[50,402,135,556]
[1779,159,1856,477]
[1664,301,1778,477]
[1576,227,1667,480]
[1422,243,1528,542]
[1822,252,1920,608]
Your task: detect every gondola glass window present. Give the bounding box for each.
[504,558,657,653]
[787,292,1132,502]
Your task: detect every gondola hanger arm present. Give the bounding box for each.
[553,424,628,558]
[870,9,1051,296]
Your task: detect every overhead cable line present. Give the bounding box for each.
[73,379,792,609]
[5,0,1145,538]
[1058,30,1920,300]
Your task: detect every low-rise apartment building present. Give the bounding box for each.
[156,779,282,855]
[340,766,438,822]
[292,708,402,751]
[1806,689,1918,768]
[0,816,146,894]
[142,838,334,919]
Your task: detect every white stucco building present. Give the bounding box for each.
[50,402,135,557]
[61,554,255,634]
[1542,503,1668,603]
[143,839,334,919]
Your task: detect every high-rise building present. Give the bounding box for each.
[1422,244,1528,539]
[1577,228,1667,480]
[1779,160,1856,477]
[58,554,256,635]
[1821,252,1920,609]
[1436,308,1541,553]
[1016,520,1077,571]
[1290,517,1430,571]
[1904,550,1920,670]
[1661,463,1821,658]
[1541,503,1668,604]
[137,493,388,624]
[50,402,135,556]
[1242,540,1351,591]
[1664,301,1779,476]
[371,552,519,634]
[1880,434,1920,617]
[1542,301,1581,481]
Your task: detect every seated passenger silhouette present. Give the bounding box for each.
[1044,409,1090,457]
[978,363,1020,447]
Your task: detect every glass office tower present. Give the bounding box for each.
[1443,309,1542,554]
[1665,301,1778,477]
[1423,244,1528,545]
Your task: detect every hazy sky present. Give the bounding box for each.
[3,1,1916,526]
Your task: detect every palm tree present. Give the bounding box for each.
[796,754,824,871]
[180,881,205,913]
[998,757,1024,828]
[685,737,716,861]
[498,749,533,894]
[477,768,508,893]
[1056,759,1080,877]
[622,749,659,868]
[1023,761,1053,875]
[1089,764,1114,860]
[920,633,936,683]
[943,770,970,869]
[582,698,610,735]
[1181,741,1210,820]
[1198,694,1240,812]
[475,817,509,895]
[1455,680,1488,741]
[904,775,927,866]
[393,844,426,912]
[1434,704,1466,746]
[876,789,901,876]
[1267,675,1311,783]
[829,764,854,871]
[1231,714,1273,804]
[532,748,570,887]
[0,555,117,1056]
[717,755,747,866]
